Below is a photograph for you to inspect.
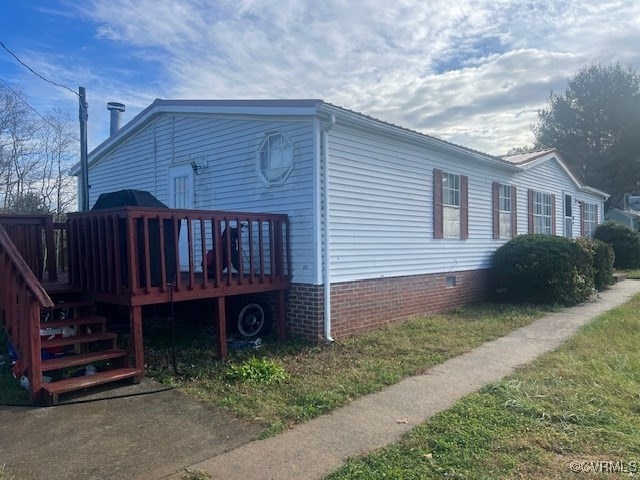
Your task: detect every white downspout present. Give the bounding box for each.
[322,115,336,342]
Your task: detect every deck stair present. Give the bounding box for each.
[2,210,289,404]
[38,294,141,404]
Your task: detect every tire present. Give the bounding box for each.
[236,302,272,338]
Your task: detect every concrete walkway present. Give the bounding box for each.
[172,280,640,480]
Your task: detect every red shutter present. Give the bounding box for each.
[492,181,500,239]
[580,202,585,237]
[551,194,556,235]
[460,175,469,240]
[511,185,518,237]
[528,189,534,233]
[433,169,443,239]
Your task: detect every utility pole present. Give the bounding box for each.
[79,86,89,211]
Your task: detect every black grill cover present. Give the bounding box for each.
[92,189,169,210]
[91,189,177,287]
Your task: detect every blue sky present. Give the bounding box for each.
[1,0,640,154]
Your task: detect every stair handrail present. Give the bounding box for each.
[0,225,54,307]
[0,214,58,281]
[0,224,54,403]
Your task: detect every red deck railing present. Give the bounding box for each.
[0,224,54,403]
[1,209,290,384]
[0,214,58,281]
[66,207,291,305]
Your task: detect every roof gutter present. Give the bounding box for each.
[581,185,610,201]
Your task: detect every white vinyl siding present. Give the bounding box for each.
[88,115,316,284]
[326,122,511,283]
[513,160,604,239]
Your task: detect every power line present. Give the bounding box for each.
[0,39,79,97]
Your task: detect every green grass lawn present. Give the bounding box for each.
[143,303,546,436]
[625,269,640,279]
[327,292,640,479]
[0,303,546,416]
[4,290,638,479]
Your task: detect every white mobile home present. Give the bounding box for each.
[75,100,608,340]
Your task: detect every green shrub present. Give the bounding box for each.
[225,357,288,385]
[574,237,615,291]
[593,221,640,269]
[493,234,594,306]
[592,239,615,290]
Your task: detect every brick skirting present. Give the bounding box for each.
[287,269,493,340]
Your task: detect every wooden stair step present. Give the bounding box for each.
[42,349,127,372]
[40,315,106,329]
[41,331,116,349]
[43,367,142,397]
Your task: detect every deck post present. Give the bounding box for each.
[129,306,144,382]
[27,297,43,403]
[216,298,228,358]
[275,289,286,342]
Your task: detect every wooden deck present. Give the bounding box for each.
[1,208,291,403]
[65,207,290,306]
[41,270,288,304]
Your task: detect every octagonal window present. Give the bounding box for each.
[258,132,293,185]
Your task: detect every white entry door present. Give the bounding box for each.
[169,164,194,271]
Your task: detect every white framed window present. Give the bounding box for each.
[533,191,553,235]
[258,132,294,185]
[583,203,597,237]
[173,175,189,208]
[499,184,512,239]
[442,172,460,238]
[493,181,516,240]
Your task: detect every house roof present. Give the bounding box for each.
[72,99,519,175]
[502,148,557,165]
[606,208,640,220]
[71,99,607,201]
[316,101,515,171]
[502,148,609,200]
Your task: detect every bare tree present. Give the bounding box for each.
[37,108,77,220]
[0,84,40,210]
[0,84,77,217]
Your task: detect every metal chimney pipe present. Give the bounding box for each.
[107,102,125,136]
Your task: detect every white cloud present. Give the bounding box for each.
[54,0,640,153]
